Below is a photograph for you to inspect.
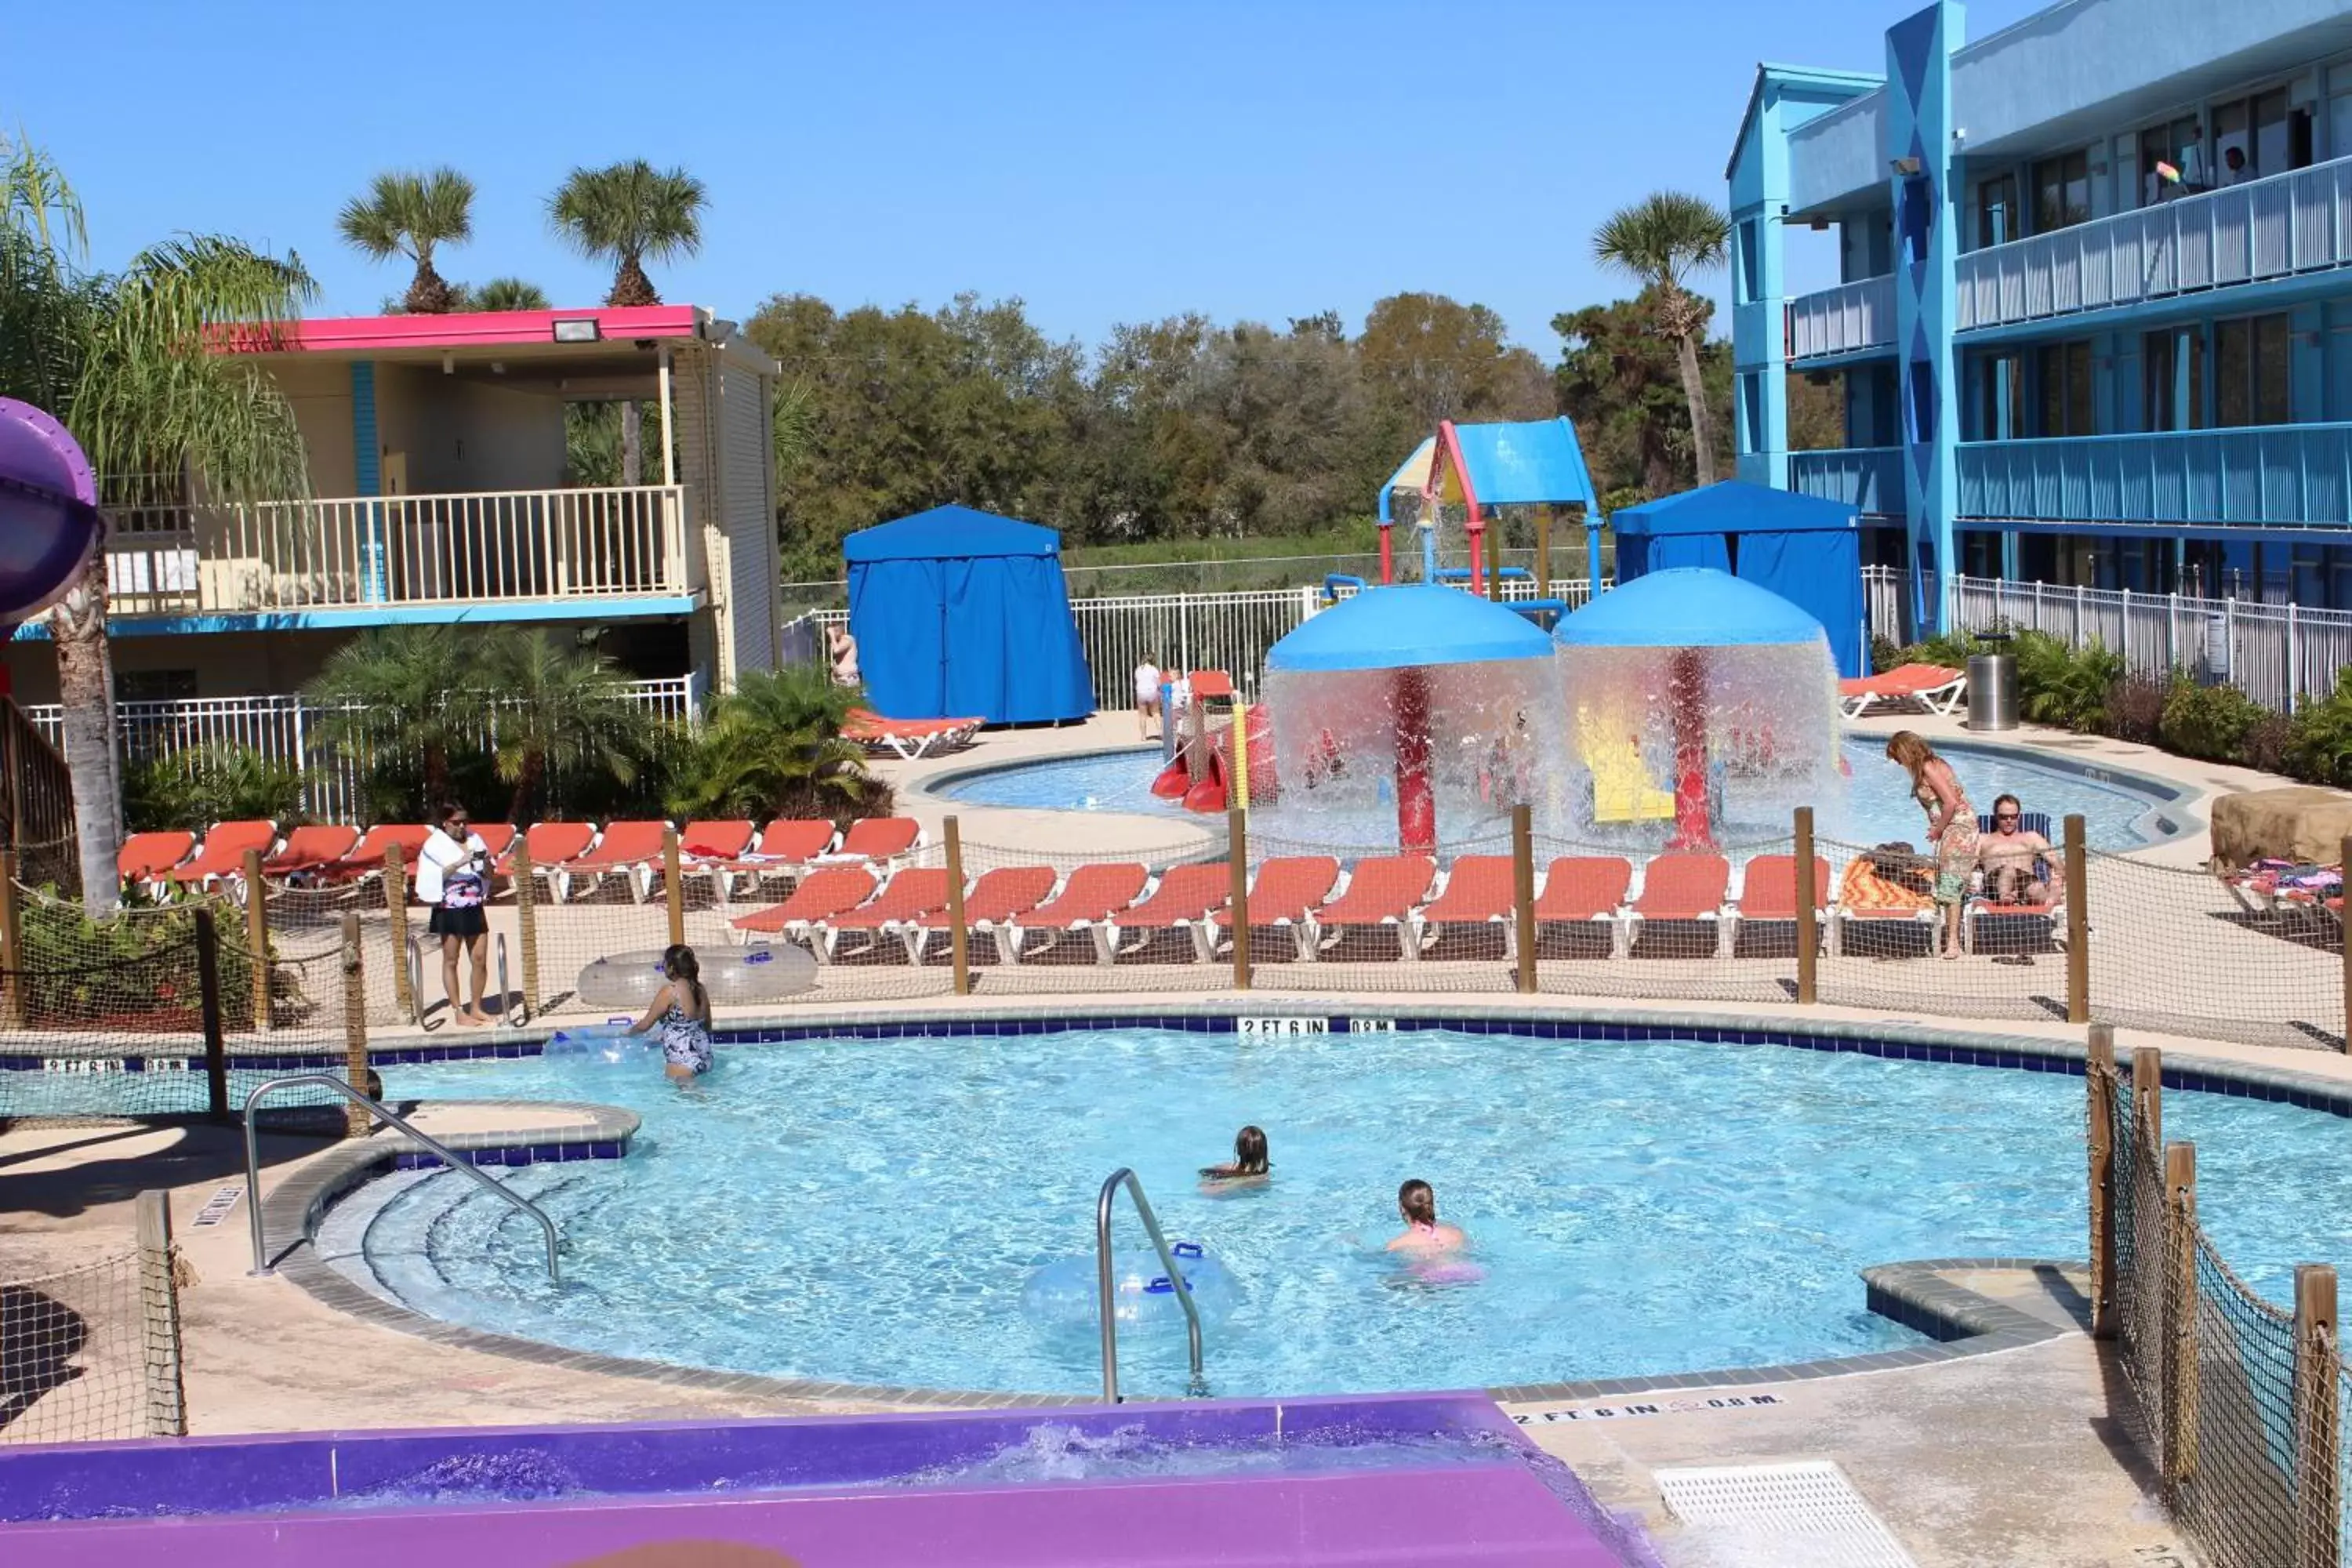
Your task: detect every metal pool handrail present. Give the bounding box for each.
[242,1073,561,1284]
[1096,1167,1207,1402]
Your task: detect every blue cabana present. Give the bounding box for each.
[844,506,1093,724]
[1612,482,1864,677]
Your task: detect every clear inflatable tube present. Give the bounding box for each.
[574,946,817,1011]
[1022,1241,1239,1329]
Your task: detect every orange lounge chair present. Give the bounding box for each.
[164,821,279,891]
[1831,852,1940,957]
[1725,854,1830,956]
[946,865,1058,964]
[1100,862,1232,962]
[1838,662,1965,720]
[1308,855,1439,962]
[1409,856,1517,958]
[731,865,881,948]
[1009,862,1150,964]
[822,816,924,866]
[1621,855,1732,958]
[495,822,598,900]
[1532,857,1635,956]
[552,819,668,903]
[1208,855,1340,962]
[677,818,755,898]
[703,818,840,898]
[818,867,955,963]
[261,825,361,880]
[844,710,983,760]
[118,830,196,892]
[471,822,517,862]
[322,824,430,885]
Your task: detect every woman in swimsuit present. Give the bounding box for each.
[1885,730,1979,960]
[1200,1125,1270,1185]
[626,943,714,1080]
[1385,1179,1467,1254]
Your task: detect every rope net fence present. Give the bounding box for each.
[0,1240,180,1446]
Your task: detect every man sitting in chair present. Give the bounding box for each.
[1978,793,2060,906]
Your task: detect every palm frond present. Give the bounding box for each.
[547,159,706,274]
[1592,192,1732,292]
[2,129,85,258]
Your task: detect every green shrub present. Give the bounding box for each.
[2102,672,2169,746]
[2012,631,2123,731]
[2159,680,2269,763]
[1896,630,1985,671]
[2288,669,2352,786]
[16,895,301,1031]
[124,743,310,832]
[1869,635,1905,676]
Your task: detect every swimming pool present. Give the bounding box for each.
[927,738,2180,851]
[358,1025,2352,1399]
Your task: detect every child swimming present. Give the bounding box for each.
[624,943,714,1080]
[1385,1179,1467,1254]
[1200,1125,1270,1183]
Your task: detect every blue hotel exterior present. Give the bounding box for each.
[1729,0,2352,630]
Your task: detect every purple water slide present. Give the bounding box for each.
[0,397,103,629]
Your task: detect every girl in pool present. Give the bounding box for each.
[1385,1179,1466,1254]
[1200,1125,1270,1184]
[625,944,714,1080]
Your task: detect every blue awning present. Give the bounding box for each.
[1553,568,1826,649]
[1269,584,1555,673]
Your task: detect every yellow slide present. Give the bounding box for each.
[1577,711,1675,825]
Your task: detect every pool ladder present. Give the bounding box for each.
[241,1073,562,1285]
[1096,1167,1207,1403]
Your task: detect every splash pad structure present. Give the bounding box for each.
[1261,586,1563,852]
[1552,568,1842,851]
[0,399,104,641]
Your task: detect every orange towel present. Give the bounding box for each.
[1838,857,1933,912]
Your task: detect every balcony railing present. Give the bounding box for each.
[103,484,699,617]
[1789,446,1905,516]
[1956,154,2352,332]
[1956,423,2352,531]
[1784,274,1896,359]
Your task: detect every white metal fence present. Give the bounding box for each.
[25,677,701,824]
[1865,564,2352,712]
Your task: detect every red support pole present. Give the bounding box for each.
[1666,647,1715,851]
[1466,524,1485,599]
[1377,522,1393,586]
[1394,666,1437,853]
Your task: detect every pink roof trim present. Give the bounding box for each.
[216,305,702,356]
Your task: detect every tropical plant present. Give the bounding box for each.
[1591,193,1733,487]
[463,276,549,312]
[564,399,626,486]
[304,625,485,805]
[4,129,314,916]
[2102,671,2169,746]
[666,666,882,822]
[336,167,474,314]
[2012,631,2123,731]
[2288,668,2352,786]
[482,630,655,824]
[122,742,309,833]
[2158,678,2267,763]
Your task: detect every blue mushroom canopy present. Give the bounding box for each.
[1268,584,1556,673]
[1552,568,1828,652]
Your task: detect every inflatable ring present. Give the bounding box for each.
[1022,1241,1239,1329]
[575,946,818,1011]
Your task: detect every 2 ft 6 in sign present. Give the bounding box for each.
[1238,1017,1330,1036]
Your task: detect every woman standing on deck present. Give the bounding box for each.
[416,803,495,1025]
[1884,731,1979,960]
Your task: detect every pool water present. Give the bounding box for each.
[929,738,2173,851]
[369,1029,2352,1399]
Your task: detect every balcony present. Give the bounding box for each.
[1784,274,1896,361]
[1956,155,2352,333]
[102,484,701,619]
[1789,447,1905,517]
[1956,423,2352,532]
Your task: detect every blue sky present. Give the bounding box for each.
[10,0,2038,358]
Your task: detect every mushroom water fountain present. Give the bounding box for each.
[1552,568,1842,851]
[1260,584,1565,852]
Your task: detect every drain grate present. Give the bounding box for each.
[1655,1461,1919,1567]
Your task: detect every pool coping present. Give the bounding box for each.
[269,1002,2352,1410]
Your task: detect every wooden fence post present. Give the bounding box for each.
[133,1190,187,1437]
[2133,1044,2163,1149]
[944,816,971,997]
[1512,804,1537,994]
[2064,813,2089,1025]
[0,848,23,1030]
[2164,1139,2199,1491]
[341,912,369,1138]
[193,909,227,1120]
[2087,1021,2117,1339]
[383,844,412,1018]
[662,826,686,949]
[1794,807,1820,1006]
[2296,1264,2342,1568]
[512,833,540,1022]
[241,848,271,1033]
[1228,808,1251,990]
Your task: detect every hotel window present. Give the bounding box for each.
[2032,151,2090,232]
[2140,117,2205,204]
[2215,314,2292,427]
[2143,330,2205,431]
[2214,89,2296,184]
[2035,340,2094,437]
[116,670,198,703]
[1976,174,2018,249]
[1975,353,2022,440]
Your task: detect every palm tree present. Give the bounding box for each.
[337,168,474,315]
[548,161,706,485]
[463,277,550,312]
[667,666,875,822]
[482,630,652,823]
[305,626,484,808]
[5,131,314,914]
[1592,192,1732,487]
